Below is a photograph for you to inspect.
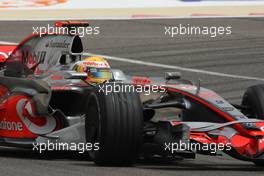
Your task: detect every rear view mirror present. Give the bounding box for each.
[111,69,127,81]
[64,71,87,80]
[165,72,181,80]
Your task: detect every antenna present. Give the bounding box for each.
[196,79,202,95]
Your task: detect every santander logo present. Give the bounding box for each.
[16,98,56,135]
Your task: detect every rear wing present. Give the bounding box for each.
[55,21,90,28]
[55,21,90,35]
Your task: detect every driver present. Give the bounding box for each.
[72,56,112,83]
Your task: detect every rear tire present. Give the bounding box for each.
[242,84,264,119]
[85,83,143,166]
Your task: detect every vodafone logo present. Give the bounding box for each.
[0,0,67,8]
[260,138,264,144]
[0,45,16,62]
[16,99,56,135]
[261,126,264,132]
[0,51,12,62]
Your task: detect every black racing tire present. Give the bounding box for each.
[241,84,264,120]
[253,160,264,167]
[85,83,143,166]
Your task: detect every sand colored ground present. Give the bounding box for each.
[0,5,264,20]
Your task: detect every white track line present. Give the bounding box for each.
[0,41,263,81]
[0,15,264,21]
[0,41,18,45]
[83,52,264,81]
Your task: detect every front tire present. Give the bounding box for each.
[85,83,143,166]
[242,84,264,120]
[242,85,264,166]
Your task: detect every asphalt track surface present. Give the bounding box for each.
[0,18,264,176]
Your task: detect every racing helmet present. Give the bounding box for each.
[73,56,112,83]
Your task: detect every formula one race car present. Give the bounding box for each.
[0,26,143,165]
[0,21,264,167]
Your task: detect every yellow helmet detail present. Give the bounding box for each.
[73,56,112,83]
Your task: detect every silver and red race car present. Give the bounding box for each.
[0,21,264,166]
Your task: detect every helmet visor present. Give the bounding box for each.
[88,67,112,80]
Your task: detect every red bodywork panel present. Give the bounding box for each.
[0,93,38,138]
[0,89,58,139]
[0,42,59,139]
[0,45,16,62]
